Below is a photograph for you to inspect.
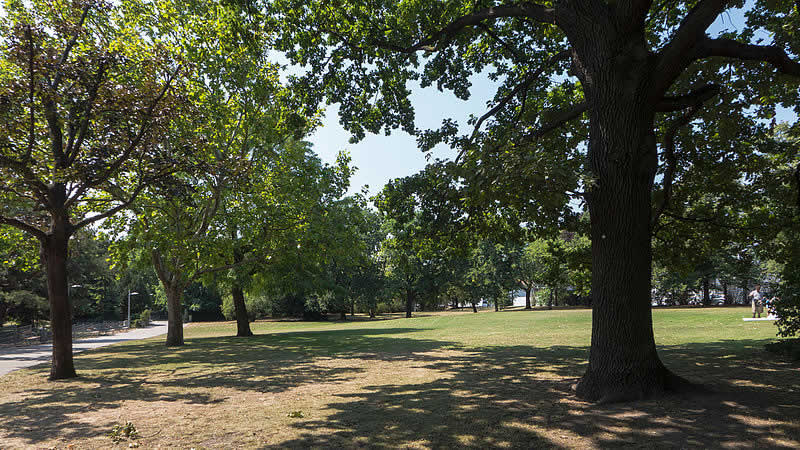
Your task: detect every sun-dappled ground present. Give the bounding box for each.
[0,307,797,448]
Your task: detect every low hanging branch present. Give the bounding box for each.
[470,50,570,140]
[651,103,704,230]
[524,101,588,140]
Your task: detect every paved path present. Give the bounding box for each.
[0,321,168,377]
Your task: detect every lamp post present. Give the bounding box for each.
[127,290,139,328]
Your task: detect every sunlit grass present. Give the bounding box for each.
[0,307,795,448]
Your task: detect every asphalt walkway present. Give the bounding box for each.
[0,321,168,377]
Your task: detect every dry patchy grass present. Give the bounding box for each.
[0,307,798,448]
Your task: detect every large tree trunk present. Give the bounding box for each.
[525,288,532,310]
[231,283,253,337]
[702,277,711,306]
[42,216,76,380]
[573,88,693,401]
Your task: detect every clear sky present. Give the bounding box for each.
[307,4,797,197]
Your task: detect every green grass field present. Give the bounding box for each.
[0,307,797,448]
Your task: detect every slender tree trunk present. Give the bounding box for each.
[42,216,76,380]
[351,300,355,317]
[405,290,413,318]
[702,277,711,306]
[165,283,184,346]
[525,288,532,310]
[722,281,730,305]
[231,283,253,337]
[230,245,253,337]
[152,251,185,346]
[494,299,499,312]
[547,289,553,310]
[471,301,477,313]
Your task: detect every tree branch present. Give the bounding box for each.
[0,214,46,240]
[191,255,263,281]
[52,4,91,90]
[477,23,526,63]
[471,50,570,140]
[525,102,588,140]
[67,58,108,165]
[71,181,148,230]
[655,83,721,111]
[25,25,35,161]
[652,0,731,96]
[65,64,181,209]
[651,104,704,229]
[695,38,800,76]
[0,154,50,205]
[618,1,656,29]
[366,2,555,54]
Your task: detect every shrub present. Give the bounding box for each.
[138,309,151,327]
[221,293,272,321]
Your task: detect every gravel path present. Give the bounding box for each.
[0,321,168,377]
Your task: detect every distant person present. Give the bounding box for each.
[748,285,764,318]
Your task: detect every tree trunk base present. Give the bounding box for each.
[236,330,254,337]
[574,365,705,404]
[49,368,77,380]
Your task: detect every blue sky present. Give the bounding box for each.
[308,4,798,197]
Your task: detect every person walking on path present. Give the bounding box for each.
[748,285,764,319]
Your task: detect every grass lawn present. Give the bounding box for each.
[0,307,797,448]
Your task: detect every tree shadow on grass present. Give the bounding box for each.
[279,340,800,448]
[0,327,455,444]
[0,326,798,447]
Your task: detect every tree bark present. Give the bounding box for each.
[231,283,253,337]
[42,214,76,380]
[405,290,413,318]
[230,244,253,337]
[165,283,184,346]
[471,301,477,313]
[573,63,691,401]
[702,277,711,306]
[722,281,730,305]
[152,250,185,346]
[525,288,532,310]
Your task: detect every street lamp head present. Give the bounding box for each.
[130,291,140,295]
[70,284,82,288]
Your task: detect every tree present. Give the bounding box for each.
[0,0,185,378]
[267,1,800,401]
[376,164,463,317]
